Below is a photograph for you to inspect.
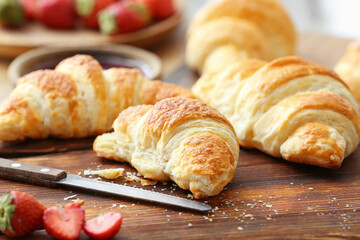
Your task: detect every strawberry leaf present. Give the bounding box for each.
[76,0,95,16]
[0,193,16,234]
[99,11,117,35]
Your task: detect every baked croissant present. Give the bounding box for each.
[185,0,296,74]
[335,41,360,104]
[192,56,360,169]
[0,54,195,142]
[93,97,239,198]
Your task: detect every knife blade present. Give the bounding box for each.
[0,158,211,212]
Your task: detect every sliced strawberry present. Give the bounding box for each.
[0,191,45,237]
[83,212,122,240]
[134,0,175,20]
[43,203,85,240]
[98,1,150,35]
[76,0,116,28]
[0,0,25,27]
[37,0,77,29]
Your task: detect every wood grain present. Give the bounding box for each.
[0,138,94,157]
[1,147,360,239]
[0,158,67,187]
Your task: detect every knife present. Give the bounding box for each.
[0,158,211,212]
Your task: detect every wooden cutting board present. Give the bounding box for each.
[2,146,360,239]
[1,33,360,239]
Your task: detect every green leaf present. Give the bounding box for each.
[99,11,117,35]
[76,0,95,16]
[0,193,16,234]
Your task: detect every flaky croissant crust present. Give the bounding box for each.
[335,41,360,104]
[0,55,196,141]
[186,0,296,73]
[193,56,360,169]
[94,97,239,198]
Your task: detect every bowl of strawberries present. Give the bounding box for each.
[0,0,183,57]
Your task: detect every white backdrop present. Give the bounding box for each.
[187,0,360,39]
[280,0,360,39]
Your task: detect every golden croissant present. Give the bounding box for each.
[93,97,239,198]
[185,0,296,74]
[0,54,195,141]
[192,56,360,169]
[335,40,360,104]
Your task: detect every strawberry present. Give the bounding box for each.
[43,202,85,240]
[0,191,45,237]
[76,0,116,28]
[134,0,175,20]
[0,0,25,27]
[37,0,77,29]
[19,0,37,20]
[83,212,122,240]
[98,1,150,35]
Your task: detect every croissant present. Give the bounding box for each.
[192,56,360,169]
[335,41,360,104]
[185,0,296,74]
[0,54,195,142]
[93,97,239,198]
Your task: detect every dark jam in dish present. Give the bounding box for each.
[30,54,152,79]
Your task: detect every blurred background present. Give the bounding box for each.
[1,0,359,100]
[280,0,360,39]
[187,0,360,39]
[182,0,359,71]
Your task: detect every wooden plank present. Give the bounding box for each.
[0,138,94,157]
[1,147,360,239]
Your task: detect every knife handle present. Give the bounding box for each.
[0,158,67,187]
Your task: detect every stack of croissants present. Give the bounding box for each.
[1,0,360,199]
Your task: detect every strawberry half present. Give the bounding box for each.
[98,1,150,35]
[43,202,85,240]
[76,0,116,28]
[0,191,45,237]
[83,212,122,240]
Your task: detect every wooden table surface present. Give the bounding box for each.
[1,2,360,239]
